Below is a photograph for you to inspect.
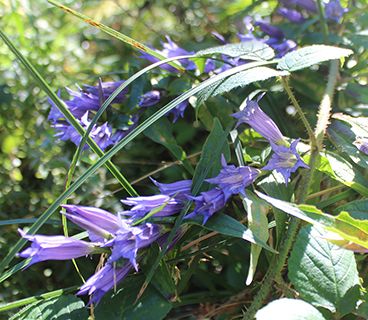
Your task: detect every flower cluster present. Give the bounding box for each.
[48,81,137,150]
[279,0,348,23]
[232,93,309,184]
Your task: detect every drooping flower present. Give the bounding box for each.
[150,178,192,201]
[353,137,368,155]
[18,229,96,267]
[185,188,227,224]
[206,156,260,198]
[278,7,305,23]
[279,0,317,12]
[83,80,127,103]
[254,21,285,39]
[267,38,297,58]
[324,0,348,22]
[121,195,183,219]
[77,263,133,305]
[62,205,121,242]
[104,221,161,269]
[140,36,196,72]
[138,90,161,107]
[262,139,309,184]
[232,93,287,146]
[170,100,190,122]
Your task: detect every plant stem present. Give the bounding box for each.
[316,0,329,42]
[281,77,317,147]
[242,63,340,320]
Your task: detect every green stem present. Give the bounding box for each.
[243,64,340,320]
[316,0,329,42]
[281,77,316,147]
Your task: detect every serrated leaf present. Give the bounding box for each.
[277,45,353,72]
[243,191,269,285]
[9,295,87,320]
[328,118,368,168]
[256,191,368,250]
[256,298,326,320]
[316,151,368,196]
[196,40,275,61]
[188,213,277,253]
[196,67,288,105]
[288,225,360,315]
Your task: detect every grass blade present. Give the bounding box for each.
[47,0,185,72]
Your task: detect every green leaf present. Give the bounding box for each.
[277,45,353,72]
[335,199,368,220]
[256,191,368,250]
[95,276,172,320]
[328,117,368,168]
[188,213,277,253]
[243,191,269,285]
[9,295,87,320]
[144,117,194,174]
[316,151,368,196]
[196,40,275,61]
[196,66,288,105]
[256,298,326,320]
[288,225,360,315]
[257,172,293,246]
[191,118,230,193]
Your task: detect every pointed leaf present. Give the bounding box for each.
[288,226,360,315]
[196,40,275,61]
[277,45,353,71]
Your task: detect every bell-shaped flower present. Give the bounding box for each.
[121,195,183,219]
[254,21,284,39]
[232,94,287,146]
[325,0,348,22]
[138,90,161,107]
[104,221,161,270]
[262,139,309,184]
[206,156,260,198]
[185,188,227,224]
[83,80,127,104]
[62,205,121,242]
[18,229,96,267]
[277,8,305,23]
[77,263,133,305]
[150,178,192,201]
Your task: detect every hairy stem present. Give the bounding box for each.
[242,62,340,319]
[281,77,317,147]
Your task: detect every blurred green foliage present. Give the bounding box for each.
[1,0,368,318]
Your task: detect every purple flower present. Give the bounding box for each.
[353,137,368,155]
[185,188,227,224]
[140,36,195,72]
[77,263,133,305]
[138,90,161,107]
[278,8,305,23]
[232,93,287,146]
[121,195,183,219]
[206,156,260,198]
[263,139,309,184]
[150,178,192,201]
[266,38,297,57]
[204,59,216,73]
[104,221,161,269]
[18,229,96,267]
[62,205,121,242]
[254,21,284,39]
[279,0,317,12]
[325,0,348,22]
[170,100,189,122]
[83,80,127,103]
